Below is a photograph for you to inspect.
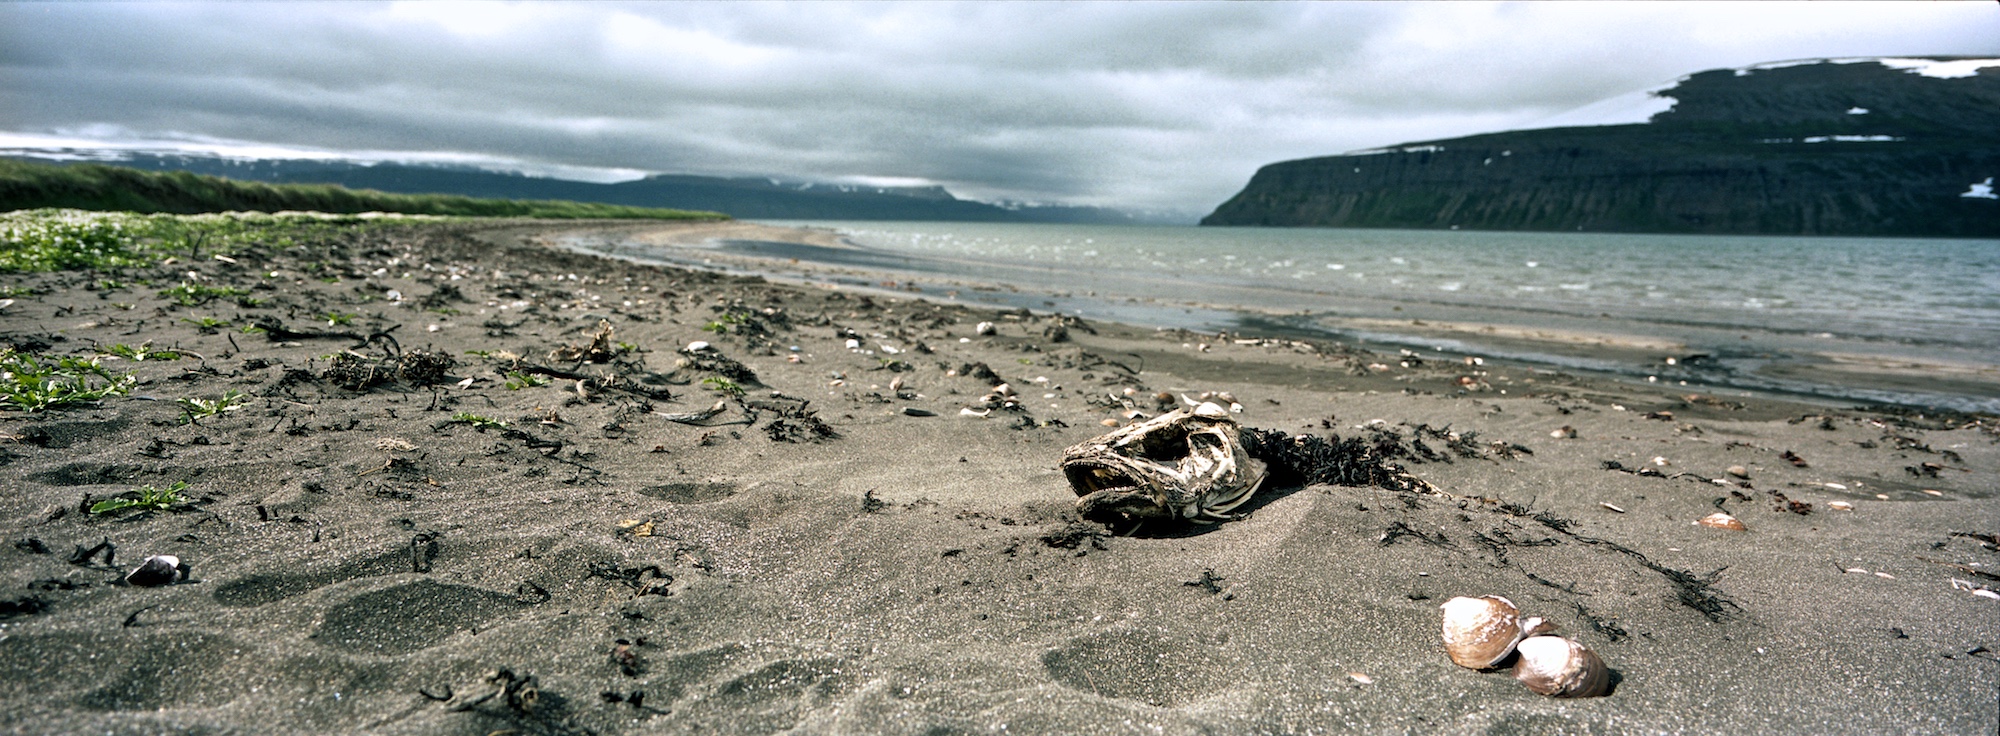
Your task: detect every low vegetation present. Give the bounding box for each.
[89,481,191,515]
[0,350,136,412]
[0,158,727,221]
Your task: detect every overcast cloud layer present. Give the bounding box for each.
[2,1,1995,215]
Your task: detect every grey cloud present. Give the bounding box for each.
[2,1,1994,213]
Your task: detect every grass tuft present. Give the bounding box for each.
[89,481,190,515]
[0,350,136,411]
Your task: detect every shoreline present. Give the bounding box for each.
[1,217,1995,734]
[554,220,2000,414]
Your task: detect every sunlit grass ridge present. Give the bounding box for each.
[0,158,726,220]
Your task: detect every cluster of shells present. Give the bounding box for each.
[974,382,1021,411]
[1441,595,1611,698]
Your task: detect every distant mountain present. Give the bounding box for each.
[0,151,1171,224]
[1203,57,2000,237]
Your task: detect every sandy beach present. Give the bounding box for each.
[2,218,1996,735]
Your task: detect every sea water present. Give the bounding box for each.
[583,220,2000,411]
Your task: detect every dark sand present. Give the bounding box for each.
[1,218,1996,735]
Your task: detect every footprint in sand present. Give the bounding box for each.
[640,481,738,504]
[1041,630,1233,708]
[310,579,521,655]
[211,547,417,607]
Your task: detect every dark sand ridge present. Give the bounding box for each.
[1,218,1996,734]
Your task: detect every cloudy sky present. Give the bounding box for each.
[2,1,1994,215]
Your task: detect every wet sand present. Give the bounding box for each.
[1,218,1996,734]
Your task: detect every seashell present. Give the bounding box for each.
[1440,595,1553,669]
[1827,500,1854,511]
[975,321,997,336]
[125,555,183,587]
[1512,635,1611,698]
[1726,465,1749,479]
[1549,425,1576,439]
[1697,512,1747,531]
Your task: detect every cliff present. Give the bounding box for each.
[1202,58,2000,237]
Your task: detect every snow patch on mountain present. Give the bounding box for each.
[1524,57,1995,132]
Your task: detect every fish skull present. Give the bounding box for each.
[1061,402,1268,527]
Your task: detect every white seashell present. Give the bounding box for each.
[125,555,182,587]
[1827,500,1854,511]
[1512,635,1611,698]
[1440,596,1552,669]
[975,321,996,336]
[1697,512,1747,531]
[685,341,711,352]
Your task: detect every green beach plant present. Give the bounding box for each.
[97,342,183,361]
[0,350,136,412]
[503,371,549,390]
[181,316,230,331]
[450,412,508,430]
[178,390,247,424]
[159,281,249,307]
[89,481,190,515]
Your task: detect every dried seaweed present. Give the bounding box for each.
[1240,427,1443,496]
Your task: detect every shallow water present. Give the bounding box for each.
[571,221,2000,411]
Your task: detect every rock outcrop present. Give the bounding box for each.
[1203,58,2000,237]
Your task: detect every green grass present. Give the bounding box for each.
[0,209,349,273]
[503,371,549,390]
[0,158,727,221]
[701,376,745,397]
[96,342,183,361]
[181,315,230,330]
[450,412,508,430]
[159,281,250,306]
[178,390,246,424]
[0,350,136,411]
[89,481,190,515]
